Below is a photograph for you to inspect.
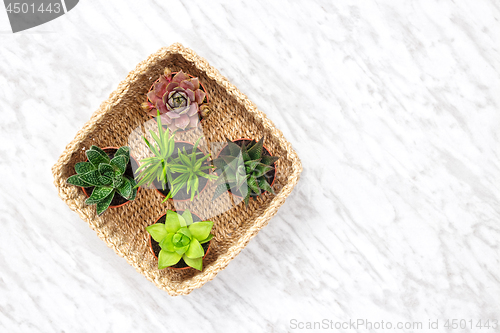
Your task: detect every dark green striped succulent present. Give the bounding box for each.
[212,137,278,206]
[66,146,137,216]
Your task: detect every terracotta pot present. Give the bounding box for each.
[153,141,211,202]
[81,147,140,208]
[146,72,209,131]
[148,210,211,270]
[215,138,276,199]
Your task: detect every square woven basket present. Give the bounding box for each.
[52,43,302,296]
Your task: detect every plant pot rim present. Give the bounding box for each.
[148,210,211,270]
[81,146,140,208]
[215,138,276,199]
[146,71,209,132]
[154,140,211,202]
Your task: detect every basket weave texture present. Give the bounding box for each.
[52,43,302,296]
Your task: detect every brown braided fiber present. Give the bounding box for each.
[52,43,302,296]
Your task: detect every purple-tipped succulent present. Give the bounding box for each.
[143,69,208,132]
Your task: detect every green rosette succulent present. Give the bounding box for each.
[146,210,214,271]
[66,146,137,216]
[212,137,279,206]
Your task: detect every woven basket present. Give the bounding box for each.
[52,43,302,296]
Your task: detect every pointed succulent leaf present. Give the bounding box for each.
[66,174,91,187]
[199,233,213,244]
[185,238,204,259]
[117,176,133,199]
[182,210,194,226]
[165,211,182,232]
[85,186,114,204]
[99,175,112,185]
[113,176,124,189]
[258,177,275,194]
[188,221,213,242]
[125,176,138,201]
[240,142,250,161]
[182,255,203,271]
[146,223,168,243]
[159,233,175,252]
[212,183,230,201]
[177,227,193,239]
[95,191,114,216]
[98,163,115,179]
[86,147,110,167]
[247,137,264,160]
[253,164,274,178]
[79,170,105,186]
[244,159,261,172]
[261,155,279,166]
[75,162,95,174]
[175,245,189,255]
[110,155,127,175]
[114,146,130,164]
[227,141,242,156]
[158,250,182,269]
[247,177,261,195]
[243,190,251,206]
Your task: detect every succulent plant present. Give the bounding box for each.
[135,112,176,195]
[143,68,208,132]
[169,137,217,201]
[146,210,214,271]
[66,146,137,216]
[212,137,279,206]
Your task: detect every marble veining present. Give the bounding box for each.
[0,0,499,332]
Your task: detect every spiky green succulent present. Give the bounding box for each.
[212,137,279,205]
[135,112,177,194]
[66,146,137,216]
[169,137,217,201]
[146,210,213,271]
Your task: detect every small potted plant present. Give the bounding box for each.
[146,209,214,271]
[135,114,216,201]
[141,68,211,133]
[66,146,138,215]
[212,137,278,205]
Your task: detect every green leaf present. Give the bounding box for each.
[66,174,91,187]
[117,176,133,199]
[258,177,275,194]
[165,210,182,232]
[240,142,250,161]
[243,190,251,206]
[245,159,261,172]
[95,191,114,216]
[174,245,189,255]
[199,233,213,244]
[159,233,175,252]
[110,155,127,175]
[98,163,115,178]
[182,255,203,271]
[253,164,274,178]
[182,210,194,226]
[188,221,213,242]
[86,148,109,167]
[247,137,264,160]
[158,250,182,269]
[114,146,130,164]
[85,186,114,204]
[146,223,168,243]
[99,175,112,185]
[186,238,204,259]
[125,176,138,201]
[177,227,192,239]
[75,162,95,174]
[227,140,242,156]
[247,177,261,195]
[79,170,105,186]
[261,155,279,166]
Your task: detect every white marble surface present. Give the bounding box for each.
[1,0,499,332]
